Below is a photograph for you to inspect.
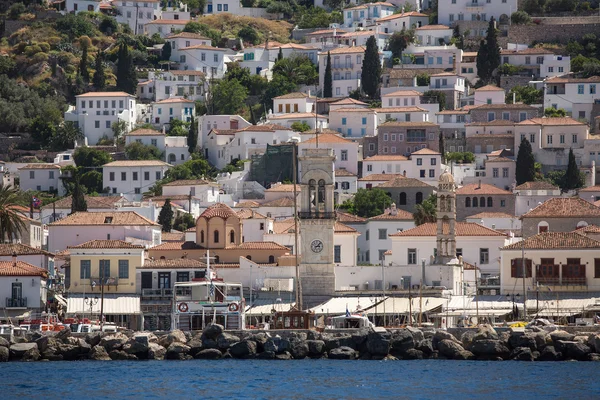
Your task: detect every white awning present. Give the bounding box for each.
[246,302,295,316]
[367,297,447,315]
[310,296,385,315]
[66,295,141,315]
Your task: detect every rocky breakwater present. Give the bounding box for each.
[3,324,600,362]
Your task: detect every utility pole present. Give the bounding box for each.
[408,283,413,326]
[521,239,527,320]
[475,262,479,326]
[100,267,106,329]
[292,141,302,310]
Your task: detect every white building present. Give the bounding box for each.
[240,42,317,79]
[334,169,358,204]
[40,195,126,225]
[18,164,65,195]
[414,25,453,46]
[545,75,600,122]
[64,0,105,14]
[272,92,316,115]
[375,11,429,34]
[145,19,189,38]
[473,84,506,105]
[124,128,190,166]
[513,181,562,216]
[343,2,396,28]
[176,44,227,79]
[64,92,137,145]
[162,179,220,204]
[151,98,196,128]
[501,45,570,79]
[0,258,48,318]
[115,0,162,35]
[138,70,206,102]
[102,160,172,200]
[437,0,517,26]
[298,133,360,175]
[198,114,251,150]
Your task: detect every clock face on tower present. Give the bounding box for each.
[310,239,324,253]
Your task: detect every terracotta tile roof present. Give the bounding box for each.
[374,106,427,113]
[368,208,414,220]
[594,199,600,207]
[415,24,451,30]
[140,258,205,269]
[376,11,428,22]
[77,92,132,97]
[358,173,402,181]
[18,163,60,170]
[578,224,600,233]
[500,47,553,55]
[48,211,159,226]
[167,32,210,40]
[580,185,600,192]
[200,203,237,219]
[339,30,390,37]
[271,43,313,50]
[412,148,441,155]
[466,212,516,219]
[384,249,392,255]
[305,29,347,36]
[318,46,366,55]
[301,133,353,145]
[330,98,368,105]
[181,44,227,51]
[515,181,559,191]
[489,149,514,157]
[235,200,260,208]
[155,98,195,104]
[261,197,295,207]
[269,112,326,120]
[335,169,356,177]
[237,124,292,132]
[144,195,193,201]
[430,72,463,77]
[209,129,236,136]
[376,176,433,188]
[522,197,600,218]
[266,184,301,192]
[161,232,185,241]
[486,157,514,163]
[330,107,375,113]
[103,160,171,167]
[466,120,516,126]
[334,222,359,234]
[517,117,586,126]
[466,134,514,139]
[545,75,600,84]
[336,211,367,223]
[502,232,600,250]
[236,209,267,219]
[456,183,513,195]
[436,110,469,115]
[163,179,213,186]
[147,19,189,24]
[168,70,206,76]
[126,128,163,136]
[475,85,505,92]
[231,241,289,250]
[273,92,314,100]
[67,240,145,249]
[379,121,439,128]
[0,261,48,277]
[385,68,445,80]
[364,154,409,161]
[390,222,506,237]
[0,244,54,257]
[382,90,422,97]
[271,218,296,234]
[150,241,202,251]
[302,128,342,135]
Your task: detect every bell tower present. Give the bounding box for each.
[436,169,456,264]
[298,148,336,307]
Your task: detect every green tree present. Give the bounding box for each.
[51,121,83,150]
[507,85,543,105]
[173,213,196,232]
[511,11,531,25]
[161,41,172,61]
[55,13,97,39]
[387,28,415,59]
[361,36,382,99]
[423,90,446,111]
[324,51,333,98]
[168,119,189,137]
[413,194,437,225]
[238,26,261,45]
[8,2,26,19]
[93,51,106,90]
[99,15,118,34]
[446,152,475,164]
[262,74,297,111]
[544,107,567,117]
[30,117,56,143]
[272,55,318,86]
[125,142,162,160]
[210,78,248,115]
[416,73,430,86]
[476,19,501,84]
[80,171,104,194]
[158,199,174,232]
[563,148,584,191]
[187,115,198,153]
[79,39,90,82]
[71,176,88,214]
[438,133,445,164]
[323,0,344,9]
[291,121,311,132]
[0,184,26,243]
[515,137,535,185]
[116,43,137,94]
[351,188,392,218]
[74,147,112,168]
[112,120,129,145]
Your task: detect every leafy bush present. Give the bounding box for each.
[55,14,98,39]
[237,26,261,45]
[511,11,531,25]
[498,63,522,75]
[291,121,311,132]
[8,3,26,20]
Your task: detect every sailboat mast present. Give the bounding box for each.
[292,142,302,310]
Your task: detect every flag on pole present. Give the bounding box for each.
[32,197,41,208]
[346,304,350,317]
[209,281,215,297]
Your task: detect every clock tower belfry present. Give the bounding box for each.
[298,148,336,307]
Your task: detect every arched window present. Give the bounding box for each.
[168,153,176,163]
[269,255,275,263]
[318,179,326,207]
[230,229,235,244]
[487,197,493,207]
[538,221,549,233]
[480,197,485,208]
[246,255,252,261]
[214,230,219,243]
[200,230,204,243]
[465,197,471,207]
[399,192,407,205]
[416,192,423,204]
[473,197,478,207]
[309,179,316,209]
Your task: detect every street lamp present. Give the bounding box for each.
[84,296,99,321]
[506,293,520,321]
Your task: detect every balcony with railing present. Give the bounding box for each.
[298,211,336,219]
[141,288,174,300]
[536,264,587,287]
[332,63,354,70]
[6,297,27,308]
[465,1,484,8]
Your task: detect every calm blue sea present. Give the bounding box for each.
[2,360,599,399]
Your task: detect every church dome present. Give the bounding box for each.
[439,169,455,184]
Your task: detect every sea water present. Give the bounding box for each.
[2,359,600,399]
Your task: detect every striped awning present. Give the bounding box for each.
[66,295,141,315]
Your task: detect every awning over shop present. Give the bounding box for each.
[431,309,513,318]
[365,297,447,315]
[66,295,141,315]
[310,296,385,315]
[246,302,295,316]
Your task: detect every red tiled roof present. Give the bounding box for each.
[236,209,267,219]
[140,258,205,269]
[162,232,185,241]
[334,222,359,234]
[67,240,145,249]
[335,169,356,177]
[376,176,433,188]
[48,212,159,226]
[466,212,516,219]
[522,197,600,218]
[200,203,237,219]
[358,173,403,181]
[235,201,260,208]
[475,85,504,92]
[390,222,506,237]
[515,181,559,191]
[368,209,414,220]
[127,128,162,136]
[364,155,408,161]
[150,241,203,251]
[578,185,600,192]
[231,242,289,250]
[301,133,353,145]
[163,179,213,186]
[502,232,600,250]
[456,183,513,195]
[0,244,54,257]
[0,261,48,277]
[261,197,295,207]
[517,117,586,126]
[18,163,60,170]
[411,148,441,155]
[336,211,367,223]
[265,184,301,192]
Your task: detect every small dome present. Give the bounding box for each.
[200,203,237,220]
[439,169,455,184]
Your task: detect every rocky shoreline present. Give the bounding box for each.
[2,324,600,362]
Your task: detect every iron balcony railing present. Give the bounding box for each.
[6,297,27,308]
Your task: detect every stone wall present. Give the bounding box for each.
[499,75,536,93]
[522,216,600,237]
[466,134,515,153]
[507,22,600,45]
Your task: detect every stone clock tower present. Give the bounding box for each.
[298,148,336,307]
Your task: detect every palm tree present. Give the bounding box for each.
[413,194,437,226]
[0,184,26,243]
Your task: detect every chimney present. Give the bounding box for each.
[12,252,17,265]
[478,179,481,189]
[512,92,516,104]
[390,203,397,216]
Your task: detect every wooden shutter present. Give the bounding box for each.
[511,259,516,278]
[527,259,532,278]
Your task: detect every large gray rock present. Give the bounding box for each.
[55,327,72,343]
[0,346,8,362]
[217,333,240,350]
[592,333,600,353]
[416,339,434,356]
[160,329,187,348]
[0,336,9,348]
[265,336,289,354]
[195,348,223,359]
[202,324,224,340]
[85,332,104,347]
[306,340,325,357]
[166,342,191,360]
[472,324,499,342]
[470,339,510,359]
[390,329,415,354]
[437,339,465,359]
[351,329,369,346]
[510,347,534,361]
[329,346,357,360]
[123,339,149,357]
[21,347,41,361]
[406,326,424,343]
[403,348,424,360]
[550,330,575,345]
[454,350,476,360]
[508,332,538,351]
[257,351,276,360]
[289,340,309,359]
[367,331,391,356]
[460,331,476,349]
[10,343,38,360]
[35,335,60,353]
[229,340,257,359]
[147,343,167,360]
[57,343,83,361]
[109,350,138,360]
[538,346,562,361]
[561,341,591,361]
[275,351,292,360]
[132,332,157,347]
[89,345,111,361]
[432,330,459,349]
[100,333,129,352]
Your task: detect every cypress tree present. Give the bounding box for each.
[93,51,106,90]
[79,41,89,82]
[187,115,198,154]
[438,132,445,164]
[360,36,382,99]
[564,148,583,191]
[161,41,172,61]
[71,177,87,214]
[116,43,137,94]
[277,47,283,61]
[324,51,333,98]
[476,19,500,84]
[158,199,174,232]
[515,137,535,185]
[476,39,490,83]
